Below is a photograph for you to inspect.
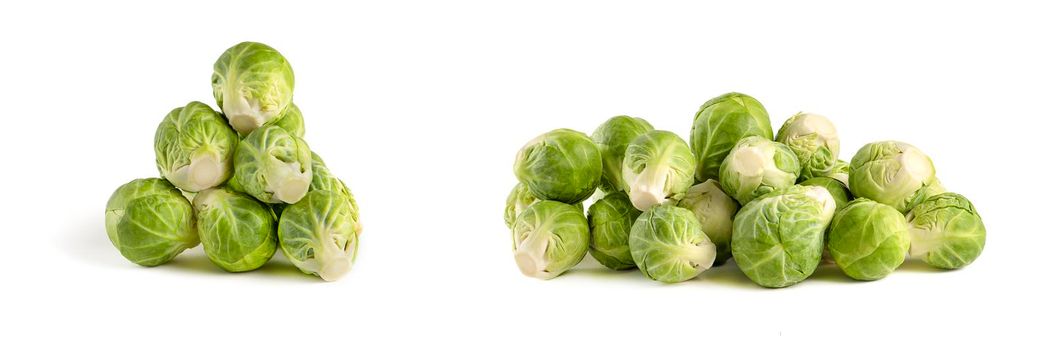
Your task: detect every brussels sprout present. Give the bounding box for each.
[827,160,850,187]
[676,180,739,265]
[193,187,278,272]
[719,136,800,205]
[154,101,238,192]
[690,92,774,183]
[591,116,654,193]
[105,178,199,266]
[732,185,836,288]
[514,129,602,203]
[278,190,360,281]
[310,152,361,233]
[850,141,944,213]
[799,177,852,212]
[234,125,313,204]
[906,193,986,269]
[512,200,590,279]
[622,130,696,211]
[505,183,537,229]
[629,204,717,283]
[270,103,305,138]
[775,112,840,181]
[212,41,295,135]
[587,192,642,270]
[827,199,909,281]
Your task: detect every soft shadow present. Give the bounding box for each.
[696,261,759,288]
[897,259,950,273]
[59,218,127,268]
[806,263,855,283]
[562,254,644,281]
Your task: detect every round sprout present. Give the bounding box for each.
[193,187,278,272]
[850,141,944,213]
[732,185,836,288]
[505,183,537,229]
[799,177,852,212]
[512,200,590,279]
[719,136,800,205]
[514,129,602,204]
[310,152,361,234]
[104,178,199,266]
[212,41,295,135]
[587,192,642,270]
[278,190,360,281]
[234,125,313,204]
[629,204,717,283]
[775,112,841,181]
[676,180,739,266]
[591,116,654,193]
[827,160,850,187]
[906,193,986,269]
[154,101,238,192]
[271,102,305,138]
[622,130,696,211]
[690,92,774,183]
[827,199,910,281]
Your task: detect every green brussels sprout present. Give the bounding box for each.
[690,92,774,183]
[154,101,238,192]
[505,183,537,229]
[514,129,602,204]
[270,103,305,138]
[587,192,642,270]
[719,136,800,205]
[310,152,361,233]
[512,200,590,279]
[622,130,696,211]
[105,178,199,266]
[212,41,295,135]
[827,199,910,280]
[192,187,278,272]
[591,116,654,193]
[732,185,836,288]
[676,180,739,266]
[234,125,313,204]
[849,141,944,213]
[629,204,717,283]
[906,193,986,269]
[799,177,852,212]
[278,190,361,281]
[775,112,840,181]
[827,159,850,186]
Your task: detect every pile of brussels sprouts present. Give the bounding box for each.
[507,92,985,287]
[105,42,361,282]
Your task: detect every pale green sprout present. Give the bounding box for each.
[799,177,852,212]
[622,130,696,211]
[154,101,238,192]
[775,112,840,181]
[629,204,717,283]
[690,92,774,182]
[591,116,654,193]
[514,129,602,203]
[850,141,944,213]
[105,178,199,266]
[512,201,590,279]
[676,180,739,265]
[278,190,360,281]
[719,136,800,205]
[504,183,537,229]
[193,187,278,272]
[234,125,313,204]
[587,192,642,270]
[212,41,295,135]
[310,152,361,234]
[827,160,850,187]
[732,185,836,288]
[271,103,305,138]
[827,199,910,281]
[906,193,986,269]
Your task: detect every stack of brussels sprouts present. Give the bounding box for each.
[104,42,361,282]
[507,92,985,287]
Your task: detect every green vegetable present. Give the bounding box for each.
[719,136,800,205]
[799,177,852,212]
[591,116,654,193]
[676,180,739,265]
[512,200,590,279]
[233,125,313,204]
[212,41,295,135]
[849,141,944,213]
[271,103,305,138]
[514,129,602,204]
[193,187,278,272]
[587,192,642,270]
[278,190,361,281]
[622,130,696,210]
[154,101,238,192]
[310,152,360,229]
[906,193,986,269]
[827,199,909,280]
[629,204,716,283]
[690,92,774,183]
[775,112,840,181]
[505,183,538,229]
[105,178,199,266]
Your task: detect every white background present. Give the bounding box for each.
[2,0,1048,348]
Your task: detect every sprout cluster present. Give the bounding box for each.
[505,92,986,286]
[105,42,361,281]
